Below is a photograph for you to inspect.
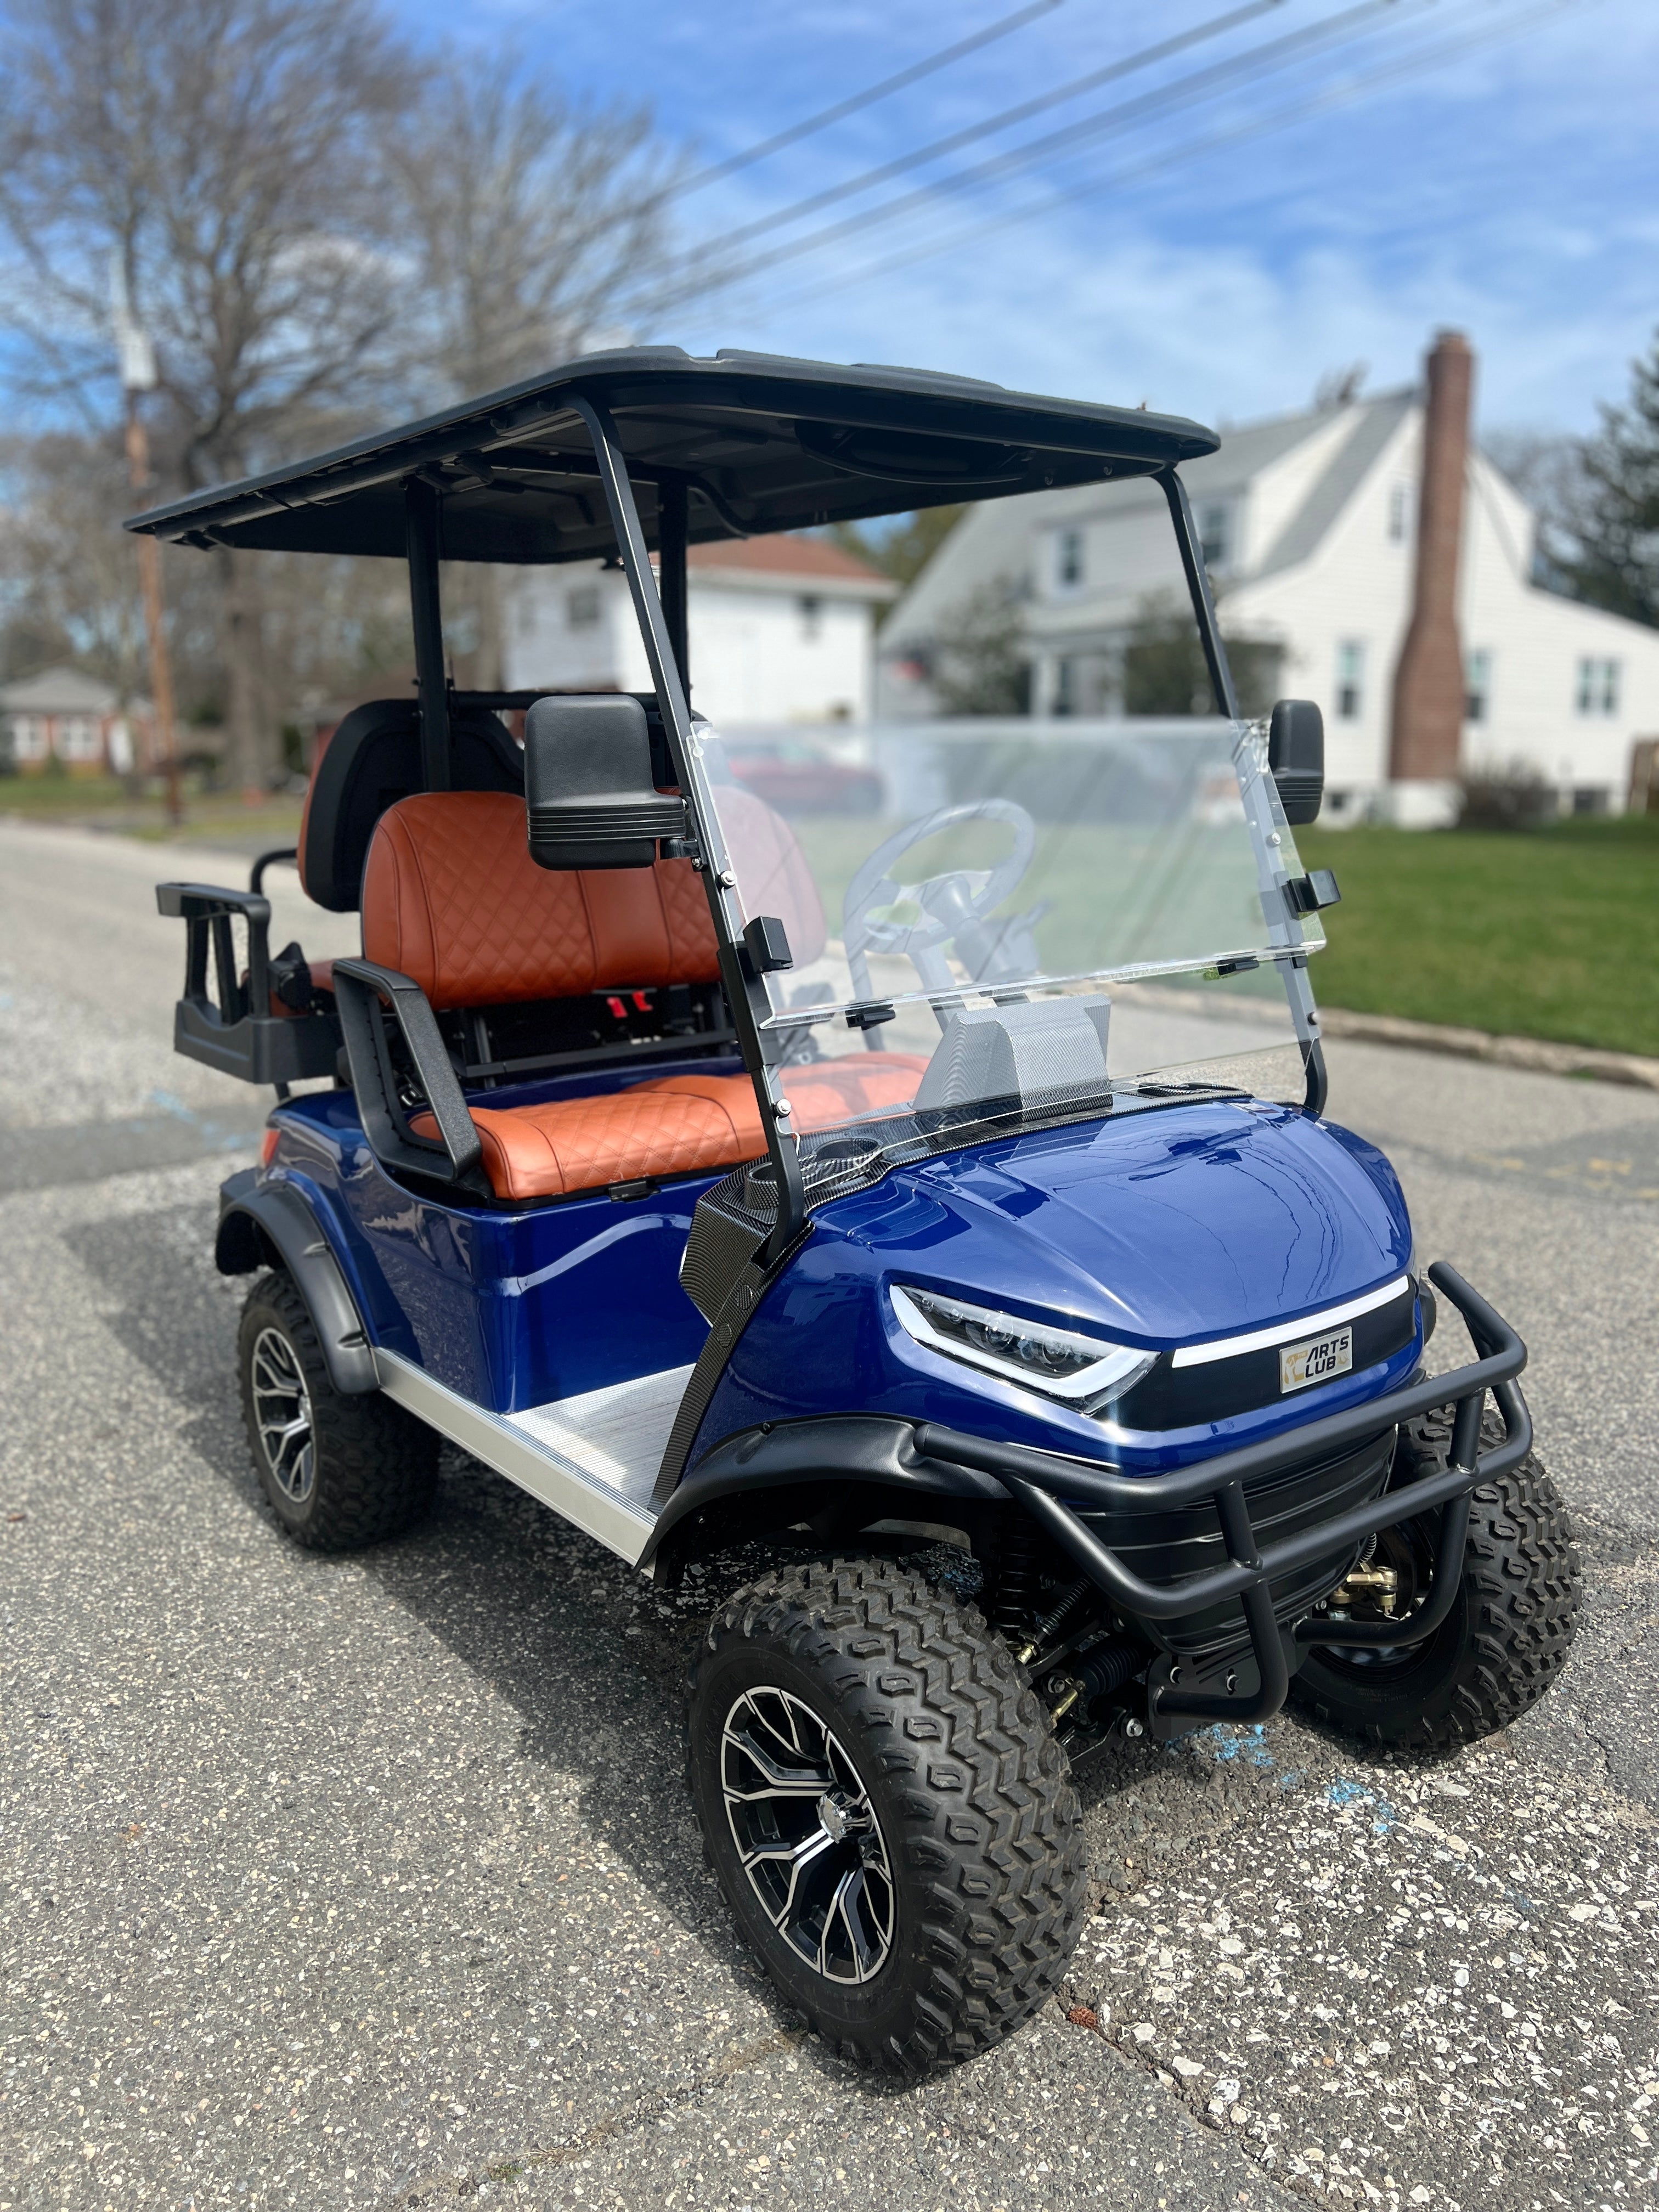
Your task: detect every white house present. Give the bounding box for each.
[879,342,1659,819]
[503,532,897,728]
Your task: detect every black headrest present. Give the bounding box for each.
[298,698,523,912]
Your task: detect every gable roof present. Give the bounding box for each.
[883,388,1425,646]
[687,531,898,594]
[0,666,121,714]
[1251,391,1415,578]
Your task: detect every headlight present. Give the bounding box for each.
[890,1284,1156,1407]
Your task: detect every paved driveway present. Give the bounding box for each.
[3,819,1655,2211]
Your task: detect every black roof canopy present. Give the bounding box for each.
[123,346,1219,564]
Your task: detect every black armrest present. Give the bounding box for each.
[156,880,274,1024]
[250,846,298,895]
[331,958,486,1194]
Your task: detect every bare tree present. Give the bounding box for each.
[0,433,148,696]
[0,0,415,789]
[1482,426,1591,593]
[391,49,696,686]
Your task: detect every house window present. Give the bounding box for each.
[567,584,601,629]
[798,594,822,641]
[1335,640,1365,721]
[1464,648,1492,724]
[1388,483,1410,543]
[1056,528,1085,589]
[1053,658,1075,716]
[1575,656,1621,716]
[59,715,100,760]
[1198,503,1232,572]
[10,714,46,760]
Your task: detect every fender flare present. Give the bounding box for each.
[215,1168,379,1395]
[639,1414,1006,1573]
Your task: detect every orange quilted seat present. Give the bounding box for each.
[365,788,924,1201]
[411,1056,930,1202]
[362,791,721,1009]
[438,1080,764,1202]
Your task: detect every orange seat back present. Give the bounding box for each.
[361,791,722,1011]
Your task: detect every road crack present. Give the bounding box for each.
[391,2027,806,2203]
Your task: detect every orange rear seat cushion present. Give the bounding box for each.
[362,791,720,1009]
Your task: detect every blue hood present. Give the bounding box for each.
[686,1100,1417,1475]
[838,1098,1410,1350]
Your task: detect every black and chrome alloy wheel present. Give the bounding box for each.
[721,1685,895,1984]
[236,1271,438,1551]
[687,1556,1086,2076]
[249,1324,315,1503]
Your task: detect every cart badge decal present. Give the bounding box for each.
[1280,1326,1352,1393]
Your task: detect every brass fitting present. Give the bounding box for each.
[1333,1564,1399,1616]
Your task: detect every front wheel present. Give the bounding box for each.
[686,1556,1087,2076]
[1290,1410,1581,1752]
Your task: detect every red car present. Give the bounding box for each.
[727,740,884,816]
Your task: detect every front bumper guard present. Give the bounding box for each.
[915,1262,1527,1736]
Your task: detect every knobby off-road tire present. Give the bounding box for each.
[686,1556,1087,2077]
[1290,1408,1581,1752]
[238,1271,438,1551]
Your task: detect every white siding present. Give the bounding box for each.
[884,391,1659,810]
[504,562,885,726]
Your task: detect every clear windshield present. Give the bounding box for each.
[690,715,1322,1154]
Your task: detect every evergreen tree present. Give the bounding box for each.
[1564,329,1659,629]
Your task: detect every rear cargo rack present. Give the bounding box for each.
[155,879,340,1088]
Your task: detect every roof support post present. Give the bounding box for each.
[405,477,452,792]
[1158,466,1238,720]
[571,395,805,1259]
[657,473,690,696]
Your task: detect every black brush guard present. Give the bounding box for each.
[915,1263,1526,1736]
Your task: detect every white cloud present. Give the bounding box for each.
[399,0,1659,431]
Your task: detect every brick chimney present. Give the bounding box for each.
[1389,329,1474,782]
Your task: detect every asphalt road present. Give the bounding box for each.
[3,816,1656,2212]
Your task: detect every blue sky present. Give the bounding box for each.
[393,0,1655,437]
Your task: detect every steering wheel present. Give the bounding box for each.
[843,799,1037,1001]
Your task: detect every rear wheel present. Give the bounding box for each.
[1290,1409,1580,1752]
[686,1556,1087,2076]
[238,1271,438,1551]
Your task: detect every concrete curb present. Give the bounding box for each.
[1317,1006,1659,1090]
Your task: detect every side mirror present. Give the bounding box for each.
[524,693,686,870]
[1268,698,1324,827]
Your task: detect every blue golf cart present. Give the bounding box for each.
[137,350,1578,2074]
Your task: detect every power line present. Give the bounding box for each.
[676,0,1066,197]
[716,0,1289,251]
[744,0,1587,318]
[704,0,1414,291]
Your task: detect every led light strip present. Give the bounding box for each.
[1170,1275,1412,1368]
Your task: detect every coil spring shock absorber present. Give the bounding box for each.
[990,1514,1041,1644]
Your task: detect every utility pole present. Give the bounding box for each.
[111,254,183,828]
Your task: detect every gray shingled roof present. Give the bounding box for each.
[1251,390,1415,579]
[0,666,121,714]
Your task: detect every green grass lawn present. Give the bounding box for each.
[12,770,1656,1057]
[786,810,1659,1058]
[1297,815,1659,1057]
[0,775,302,851]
